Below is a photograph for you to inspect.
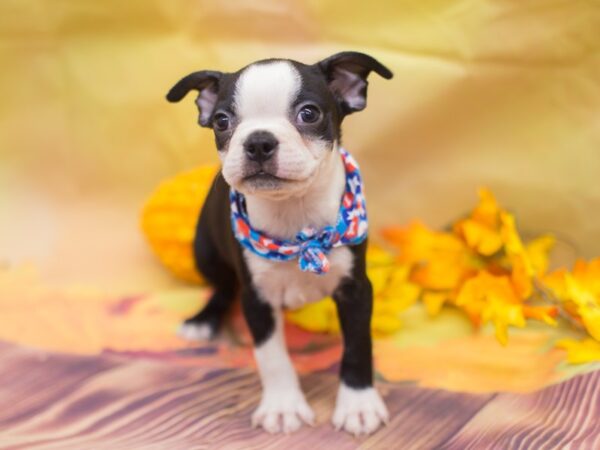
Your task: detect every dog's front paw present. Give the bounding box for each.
[332,384,389,436]
[252,389,315,434]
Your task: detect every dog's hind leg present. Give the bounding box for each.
[178,210,238,341]
[178,283,236,340]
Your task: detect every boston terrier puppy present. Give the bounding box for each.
[167,52,393,436]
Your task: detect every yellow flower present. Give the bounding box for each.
[573,258,600,297]
[380,188,557,346]
[522,305,558,326]
[525,235,555,276]
[140,165,218,283]
[510,254,533,299]
[500,212,526,260]
[422,292,448,316]
[556,338,600,364]
[286,297,340,334]
[459,220,503,256]
[565,274,600,341]
[369,257,420,335]
[471,188,502,228]
[544,258,600,342]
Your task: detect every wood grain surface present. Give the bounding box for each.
[0,341,598,449]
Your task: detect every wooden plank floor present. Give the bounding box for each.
[0,341,598,449]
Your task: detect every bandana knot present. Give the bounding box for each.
[230,148,367,275]
[295,226,339,273]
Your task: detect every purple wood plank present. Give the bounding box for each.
[0,342,491,449]
[440,370,600,450]
[1,341,598,449]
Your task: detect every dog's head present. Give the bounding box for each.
[167,52,392,199]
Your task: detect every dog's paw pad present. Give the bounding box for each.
[252,391,315,434]
[177,322,215,341]
[332,384,389,436]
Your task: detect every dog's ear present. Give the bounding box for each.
[166,71,222,127]
[317,52,393,115]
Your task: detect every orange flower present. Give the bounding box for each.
[455,271,526,345]
[454,188,503,256]
[383,221,476,291]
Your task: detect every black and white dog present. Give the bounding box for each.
[167,52,393,435]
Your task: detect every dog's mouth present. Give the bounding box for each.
[240,170,300,196]
[242,170,296,188]
[243,170,288,183]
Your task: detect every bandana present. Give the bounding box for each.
[230,148,368,275]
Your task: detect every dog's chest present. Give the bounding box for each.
[244,247,353,309]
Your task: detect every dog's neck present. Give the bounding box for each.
[245,146,346,241]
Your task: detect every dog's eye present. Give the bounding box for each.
[297,105,321,124]
[213,113,230,131]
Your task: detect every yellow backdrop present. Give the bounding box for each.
[1,0,599,289]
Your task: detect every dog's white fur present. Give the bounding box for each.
[214,61,387,434]
[333,383,389,436]
[252,311,315,433]
[244,144,353,310]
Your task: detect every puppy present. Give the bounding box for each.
[167,52,393,435]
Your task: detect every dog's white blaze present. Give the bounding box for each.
[235,61,300,119]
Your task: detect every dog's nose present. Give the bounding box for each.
[244,131,278,163]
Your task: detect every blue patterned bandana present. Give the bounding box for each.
[230,148,368,275]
